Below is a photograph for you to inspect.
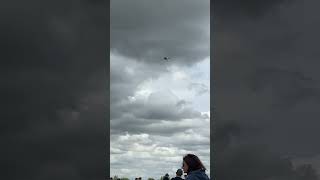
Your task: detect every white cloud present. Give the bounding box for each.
[110,0,210,179]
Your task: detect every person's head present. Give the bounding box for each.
[163,174,170,180]
[176,169,183,177]
[182,154,206,174]
[138,177,142,180]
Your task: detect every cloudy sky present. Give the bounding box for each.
[214,0,320,179]
[1,0,107,179]
[3,0,320,180]
[110,0,210,179]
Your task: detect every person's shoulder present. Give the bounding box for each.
[173,177,182,180]
[185,174,194,180]
[200,171,210,180]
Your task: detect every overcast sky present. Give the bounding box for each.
[1,0,107,179]
[3,0,320,180]
[110,0,210,179]
[214,0,320,179]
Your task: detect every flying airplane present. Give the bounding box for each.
[163,57,170,61]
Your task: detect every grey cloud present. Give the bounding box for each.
[214,121,320,180]
[111,104,204,136]
[176,100,191,108]
[250,67,320,108]
[110,1,210,178]
[215,0,320,150]
[214,0,320,178]
[188,83,209,96]
[0,0,107,179]
[111,88,203,126]
[110,54,170,105]
[111,0,209,65]
[214,0,293,20]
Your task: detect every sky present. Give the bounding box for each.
[214,0,320,179]
[1,0,107,179]
[110,0,210,179]
[2,0,320,180]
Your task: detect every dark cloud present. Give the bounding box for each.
[214,121,320,180]
[250,67,320,108]
[214,0,292,20]
[111,0,209,65]
[214,0,320,179]
[111,98,204,135]
[0,0,108,179]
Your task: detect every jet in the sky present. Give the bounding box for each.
[163,57,170,61]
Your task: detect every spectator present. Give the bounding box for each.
[182,154,210,180]
[171,169,184,180]
[163,173,170,180]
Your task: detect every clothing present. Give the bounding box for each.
[171,177,184,180]
[185,169,210,180]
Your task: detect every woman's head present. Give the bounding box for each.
[182,154,206,174]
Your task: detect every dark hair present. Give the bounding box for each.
[176,169,183,176]
[163,175,170,180]
[182,154,206,174]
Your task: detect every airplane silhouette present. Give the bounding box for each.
[163,57,170,61]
